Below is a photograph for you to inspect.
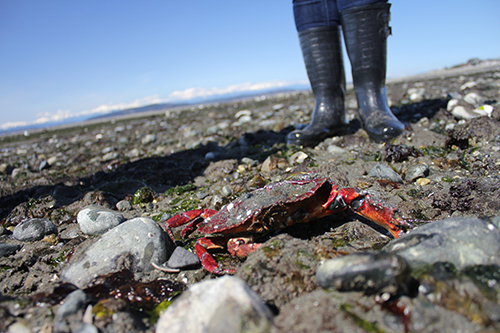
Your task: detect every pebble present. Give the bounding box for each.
[288,151,308,165]
[167,246,200,269]
[404,164,429,181]
[234,110,252,119]
[327,145,348,155]
[261,156,287,173]
[156,276,273,333]
[0,242,21,257]
[446,98,459,111]
[220,185,232,197]
[383,217,500,270]
[0,163,12,175]
[7,322,31,333]
[102,151,119,162]
[407,87,425,102]
[369,164,403,183]
[39,160,50,171]
[141,134,156,145]
[13,218,58,242]
[273,103,284,111]
[460,81,477,90]
[77,205,126,236]
[451,105,477,120]
[75,323,99,333]
[416,178,431,186]
[316,252,411,295]
[47,156,58,165]
[61,217,172,288]
[55,289,87,320]
[126,148,142,158]
[116,200,132,212]
[11,168,23,178]
[473,104,494,117]
[463,92,483,105]
[241,157,257,166]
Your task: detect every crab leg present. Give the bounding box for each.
[337,188,409,238]
[227,237,262,258]
[166,209,218,238]
[196,237,235,275]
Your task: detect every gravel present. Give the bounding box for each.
[1,58,500,332]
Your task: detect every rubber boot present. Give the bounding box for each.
[287,26,348,147]
[340,3,404,142]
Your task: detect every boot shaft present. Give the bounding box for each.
[340,3,391,85]
[298,26,346,97]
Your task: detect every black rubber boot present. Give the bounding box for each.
[341,3,404,142]
[287,26,348,147]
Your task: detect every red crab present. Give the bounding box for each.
[166,176,411,275]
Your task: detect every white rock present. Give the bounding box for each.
[452,106,478,120]
[235,109,252,119]
[126,148,142,158]
[472,105,494,117]
[273,103,285,110]
[288,151,308,165]
[156,276,273,333]
[238,115,252,123]
[407,87,425,102]
[102,152,119,162]
[141,134,157,145]
[217,121,230,130]
[463,92,482,105]
[446,99,459,111]
[460,81,477,90]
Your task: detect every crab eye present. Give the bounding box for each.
[350,197,364,211]
[328,197,346,212]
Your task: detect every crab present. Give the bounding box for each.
[165,175,412,275]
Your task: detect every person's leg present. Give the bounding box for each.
[339,1,405,141]
[287,0,348,147]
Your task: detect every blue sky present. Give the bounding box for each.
[1,1,499,131]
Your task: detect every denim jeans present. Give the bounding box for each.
[293,0,388,31]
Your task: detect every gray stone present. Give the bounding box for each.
[75,323,99,333]
[327,145,348,155]
[383,217,500,270]
[61,217,171,288]
[369,164,404,183]
[39,160,50,171]
[167,247,200,269]
[316,252,411,295]
[77,205,125,236]
[0,242,21,257]
[116,200,132,212]
[404,164,430,182]
[13,218,58,242]
[56,289,87,319]
[156,276,273,333]
[272,289,480,333]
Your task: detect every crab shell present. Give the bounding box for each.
[188,178,358,238]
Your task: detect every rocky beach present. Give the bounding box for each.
[1,58,500,332]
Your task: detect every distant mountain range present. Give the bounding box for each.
[88,102,189,120]
[0,85,309,137]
